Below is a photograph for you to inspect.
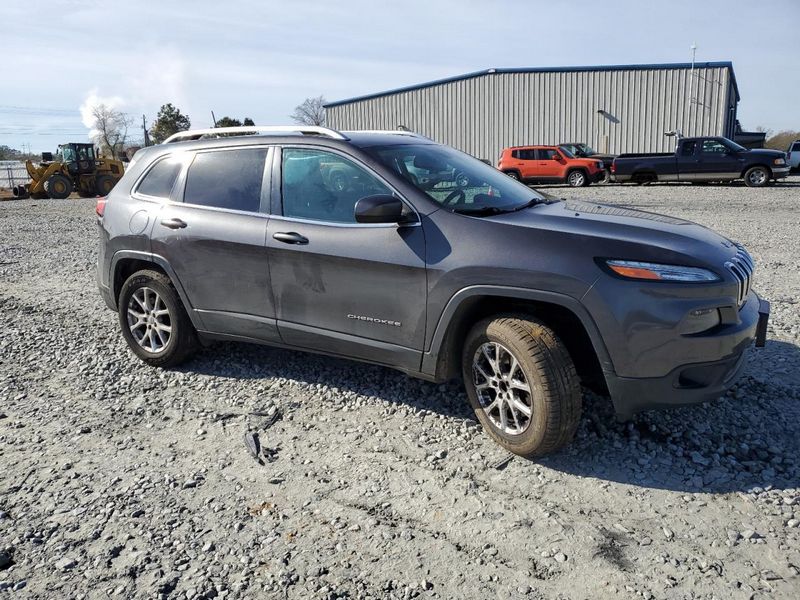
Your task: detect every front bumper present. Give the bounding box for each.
[605,294,769,418]
[773,166,790,179]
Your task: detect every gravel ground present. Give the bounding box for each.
[1,178,799,599]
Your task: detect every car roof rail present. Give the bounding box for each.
[162,125,350,144]
[342,129,429,139]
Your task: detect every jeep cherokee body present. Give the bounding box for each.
[97,126,769,456]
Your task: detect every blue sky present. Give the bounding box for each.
[2,0,799,152]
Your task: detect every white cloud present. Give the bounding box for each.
[79,89,126,140]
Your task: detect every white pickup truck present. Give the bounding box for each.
[787,140,800,172]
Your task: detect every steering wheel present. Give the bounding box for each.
[443,189,466,206]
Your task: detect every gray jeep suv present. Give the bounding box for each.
[97,126,769,457]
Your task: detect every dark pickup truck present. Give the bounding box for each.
[611,136,790,187]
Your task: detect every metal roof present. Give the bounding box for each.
[324,61,740,107]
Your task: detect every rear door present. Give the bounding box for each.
[266,146,427,371]
[149,146,279,341]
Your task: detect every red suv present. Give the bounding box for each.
[498,145,606,187]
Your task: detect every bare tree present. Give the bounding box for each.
[290,96,326,126]
[90,104,133,159]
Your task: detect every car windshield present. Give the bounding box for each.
[559,146,576,158]
[366,143,546,215]
[723,139,747,152]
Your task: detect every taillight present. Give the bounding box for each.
[611,162,616,174]
[96,197,107,217]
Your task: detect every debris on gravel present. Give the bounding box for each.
[1,180,799,598]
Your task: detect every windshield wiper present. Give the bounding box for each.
[510,197,548,212]
[451,205,509,216]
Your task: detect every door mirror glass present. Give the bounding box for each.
[354,194,406,224]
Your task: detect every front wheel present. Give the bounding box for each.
[744,166,770,188]
[45,174,73,199]
[118,270,198,367]
[462,316,582,457]
[567,170,587,187]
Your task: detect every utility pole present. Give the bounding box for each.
[687,42,697,136]
[211,111,217,127]
[142,114,151,147]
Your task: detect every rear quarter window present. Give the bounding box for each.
[136,156,183,198]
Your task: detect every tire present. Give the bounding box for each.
[504,170,520,181]
[567,170,587,187]
[454,171,470,188]
[118,269,198,368]
[44,174,73,199]
[462,315,582,458]
[744,165,770,188]
[95,174,116,196]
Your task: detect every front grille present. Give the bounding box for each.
[725,244,754,307]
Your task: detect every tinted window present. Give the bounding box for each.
[137,156,183,198]
[519,149,537,160]
[680,141,697,156]
[537,149,559,160]
[792,143,800,152]
[282,149,391,223]
[184,148,268,212]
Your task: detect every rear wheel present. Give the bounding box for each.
[504,170,520,181]
[118,270,198,367]
[462,315,582,457]
[744,166,769,188]
[567,170,587,187]
[44,174,73,199]
[95,174,116,196]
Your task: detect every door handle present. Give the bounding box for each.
[273,231,309,245]
[161,218,187,229]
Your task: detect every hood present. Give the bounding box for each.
[743,148,785,159]
[488,199,742,268]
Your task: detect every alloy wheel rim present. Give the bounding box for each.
[472,341,534,435]
[127,287,172,353]
[570,172,584,186]
[749,169,766,185]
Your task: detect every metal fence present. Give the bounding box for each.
[0,162,28,190]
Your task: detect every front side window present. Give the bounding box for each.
[537,149,559,160]
[281,148,392,223]
[184,148,268,212]
[137,156,184,198]
[366,143,545,215]
[701,139,728,154]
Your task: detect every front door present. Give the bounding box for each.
[267,146,427,371]
[149,146,279,341]
[535,148,563,180]
[694,138,740,180]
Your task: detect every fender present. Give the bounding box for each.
[421,284,615,377]
[109,250,205,331]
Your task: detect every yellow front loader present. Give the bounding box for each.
[12,143,125,199]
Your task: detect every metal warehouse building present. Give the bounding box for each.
[325,62,742,162]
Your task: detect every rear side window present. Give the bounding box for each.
[792,143,800,152]
[680,141,697,156]
[184,148,268,212]
[137,156,183,198]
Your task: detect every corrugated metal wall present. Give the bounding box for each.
[327,66,735,161]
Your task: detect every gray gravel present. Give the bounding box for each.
[1,178,799,599]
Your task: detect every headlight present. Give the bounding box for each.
[605,260,720,282]
[774,158,786,165]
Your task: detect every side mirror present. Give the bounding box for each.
[354,195,409,224]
